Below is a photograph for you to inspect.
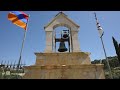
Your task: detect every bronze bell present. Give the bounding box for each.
[62,30,69,39]
[58,41,68,52]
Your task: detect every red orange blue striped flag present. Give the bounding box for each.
[8,11,29,30]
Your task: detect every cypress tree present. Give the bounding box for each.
[112,37,120,64]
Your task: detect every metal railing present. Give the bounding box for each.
[0,61,26,79]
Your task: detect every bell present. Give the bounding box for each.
[62,30,69,39]
[63,33,68,38]
[58,41,68,52]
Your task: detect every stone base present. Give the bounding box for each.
[23,64,105,79]
[35,52,91,66]
[23,52,105,79]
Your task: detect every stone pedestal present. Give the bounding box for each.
[23,64,105,79]
[23,52,105,79]
[35,52,91,65]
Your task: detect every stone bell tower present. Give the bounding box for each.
[44,12,80,53]
[23,12,105,79]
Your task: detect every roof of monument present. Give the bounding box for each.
[44,12,80,29]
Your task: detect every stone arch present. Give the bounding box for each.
[44,12,80,53]
[53,24,71,52]
[53,23,71,30]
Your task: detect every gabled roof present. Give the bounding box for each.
[44,12,80,29]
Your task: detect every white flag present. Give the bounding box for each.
[96,21,104,37]
[94,12,104,38]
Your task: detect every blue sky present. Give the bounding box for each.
[0,11,120,65]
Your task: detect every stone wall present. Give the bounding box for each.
[35,52,91,66]
[23,64,105,79]
[23,52,105,79]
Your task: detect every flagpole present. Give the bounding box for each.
[100,37,113,79]
[17,30,27,69]
[17,15,30,70]
[94,12,113,79]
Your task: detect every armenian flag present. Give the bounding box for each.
[8,11,29,30]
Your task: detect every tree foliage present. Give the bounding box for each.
[112,37,120,64]
[91,56,120,79]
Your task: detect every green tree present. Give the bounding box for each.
[112,37,120,65]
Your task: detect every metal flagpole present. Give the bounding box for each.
[100,37,113,79]
[17,15,30,71]
[17,30,27,69]
[94,12,113,79]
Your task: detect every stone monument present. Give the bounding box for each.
[23,12,105,79]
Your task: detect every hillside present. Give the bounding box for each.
[91,56,120,79]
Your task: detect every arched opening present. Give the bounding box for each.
[53,25,70,52]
